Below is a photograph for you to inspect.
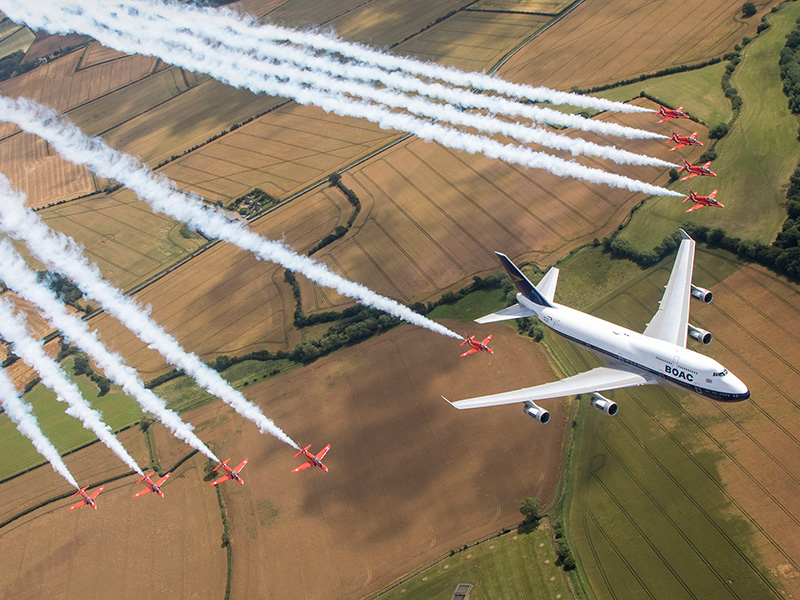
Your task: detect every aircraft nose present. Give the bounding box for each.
[729,374,750,400]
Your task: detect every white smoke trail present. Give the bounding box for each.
[0,6,682,194]
[0,94,466,341]
[0,296,144,475]
[133,0,653,115]
[107,0,666,143]
[102,1,670,164]
[0,366,79,489]
[0,238,220,463]
[0,179,299,450]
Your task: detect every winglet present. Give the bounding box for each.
[441,396,457,408]
[679,228,691,240]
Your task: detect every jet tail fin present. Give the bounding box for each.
[495,253,554,308]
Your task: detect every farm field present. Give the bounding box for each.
[212,320,567,600]
[395,10,550,71]
[621,1,800,250]
[375,526,570,600]
[595,61,733,128]
[297,97,703,314]
[498,0,777,90]
[0,23,33,58]
[555,247,800,599]
[39,187,207,291]
[84,184,352,377]
[0,449,227,600]
[468,0,573,13]
[22,32,91,62]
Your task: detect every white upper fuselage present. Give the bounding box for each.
[528,299,749,401]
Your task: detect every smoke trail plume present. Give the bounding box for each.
[0,177,299,450]
[0,7,682,194]
[0,238,220,463]
[109,0,666,143]
[0,94,466,341]
[0,366,79,488]
[132,0,652,115]
[0,296,144,475]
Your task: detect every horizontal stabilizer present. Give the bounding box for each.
[475,303,534,324]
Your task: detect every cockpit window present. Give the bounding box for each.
[713,369,728,377]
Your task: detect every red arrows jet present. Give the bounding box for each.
[460,334,493,357]
[292,444,330,473]
[678,159,716,181]
[656,104,690,123]
[667,130,702,151]
[133,471,171,498]
[67,485,104,510]
[683,189,723,212]
[210,458,248,486]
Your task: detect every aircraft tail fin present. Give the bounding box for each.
[495,253,554,308]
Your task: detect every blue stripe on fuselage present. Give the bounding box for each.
[554,329,749,403]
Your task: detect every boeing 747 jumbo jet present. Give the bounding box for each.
[445,230,749,423]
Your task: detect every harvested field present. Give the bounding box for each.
[498,0,778,90]
[0,24,34,59]
[85,185,351,376]
[238,0,291,18]
[562,247,800,599]
[40,187,206,291]
[0,131,95,208]
[212,320,567,599]
[299,97,702,312]
[396,10,550,70]
[22,32,91,62]
[469,0,573,12]
[160,102,398,202]
[77,40,129,68]
[0,450,226,600]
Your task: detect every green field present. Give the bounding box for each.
[0,23,33,60]
[595,61,733,128]
[427,288,507,321]
[554,248,780,599]
[620,2,800,251]
[0,357,142,480]
[375,526,570,600]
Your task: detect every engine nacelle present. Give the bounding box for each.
[590,393,618,416]
[691,284,713,304]
[523,401,550,424]
[688,324,712,345]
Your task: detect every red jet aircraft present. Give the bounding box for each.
[667,130,702,151]
[292,444,330,473]
[656,104,690,123]
[460,334,493,357]
[68,485,104,510]
[210,458,248,486]
[683,189,723,212]
[678,159,716,181]
[133,471,171,498]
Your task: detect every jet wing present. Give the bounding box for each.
[480,335,493,345]
[448,366,654,409]
[316,444,331,460]
[475,303,534,324]
[460,347,478,357]
[89,487,104,500]
[234,459,248,473]
[68,500,86,510]
[211,474,233,486]
[133,487,153,498]
[643,229,694,347]
[156,473,171,486]
[292,461,313,473]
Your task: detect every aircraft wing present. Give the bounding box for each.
[481,335,493,345]
[234,459,248,473]
[68,499,86,510]
[643,229,694,347]
[460,347,478,357]
[448,366,654,410]
[475,303,534,324]
[686,203,703,212]
[316,444,331,460]
[133,487,153,498]
[89,487,104,500]
[211,474,232,486]
[292,461,313,473]
[156,473,171,486]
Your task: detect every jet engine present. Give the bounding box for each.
[523,401,550,424]
[688,324,712,345]
[691,284,713,304]
[590,393,618,416]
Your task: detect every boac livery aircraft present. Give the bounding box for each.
[445,230,749,423]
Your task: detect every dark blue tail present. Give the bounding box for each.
[495,252,553,308]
